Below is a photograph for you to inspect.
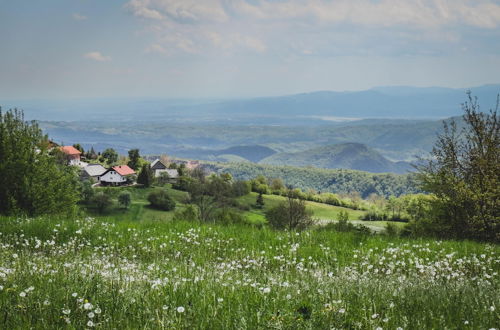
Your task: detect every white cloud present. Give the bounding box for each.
[84,52,112,62]
[126,0,500,57]
[72,13,87,21]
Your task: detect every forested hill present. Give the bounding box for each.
[210,162,421,198]
[260,143,412,174]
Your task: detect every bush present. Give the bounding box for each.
[173,205,198,221]
[118,191,132,209]
[92,192,113,214]
[265,196,315,230]
[147,189,176,211]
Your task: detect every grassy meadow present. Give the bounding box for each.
[0,215,498,329]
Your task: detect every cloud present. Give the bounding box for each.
[84,52,112,62]
[72,13,87,21]
[126,0,500,57]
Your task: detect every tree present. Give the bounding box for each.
[417,93,499,241]
[118,191,132,209]
[265,193,315,230]
[147,189,176,211]
[73,143,84,154]
[80,180,95,204]
[102,148,118,165]
[0,109,79,216]
[157,172,171,186]
[137,164,154,187]
[127,149,141,170]
[255,192,265,209]
[187,179,217,222]
[92,192,112,214]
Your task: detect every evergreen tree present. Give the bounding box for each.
[127,148,141,170]
[0,109,79,216]
[137,164,154,187]
[256,192,265,209]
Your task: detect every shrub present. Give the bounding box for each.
[147,189,176,211]
[118,191,132,209]
[173,205,198,221]
[92,192,113,214]
[265,196,315,230]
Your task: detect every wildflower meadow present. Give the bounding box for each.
[0,216,498,329]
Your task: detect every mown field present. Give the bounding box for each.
[0,215,498,329]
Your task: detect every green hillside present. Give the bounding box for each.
[261,143,411,173]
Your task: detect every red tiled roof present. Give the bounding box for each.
[112,165,135,176]
[60,146,82,155]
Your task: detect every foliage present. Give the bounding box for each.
[156,172,171,186]
[127,149,141,170]
[216,162,421,198]
[0,109,79,216]
[173,205,198,222]
[118,191,132,209]
[265,194,315,230]
[147,189,176,211]
[255,192,265,209]
[416,93,499,242]
[137,164,154,187]
[80,180,95,204]
[101,148,118,165]
[92,192,113,214]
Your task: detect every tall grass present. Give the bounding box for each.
[0,216,498,329]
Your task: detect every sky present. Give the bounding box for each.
[1,0,500,99]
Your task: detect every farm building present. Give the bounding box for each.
[81,164,107,181]
[100,165,136,186]
[151,159,179,181]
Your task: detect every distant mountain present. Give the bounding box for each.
[261,143,413,174]
[5,84,499,122]
[213,145,276,162]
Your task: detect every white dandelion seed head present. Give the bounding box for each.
[176,306,185,313]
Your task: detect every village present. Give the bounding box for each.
[59,145,200,186]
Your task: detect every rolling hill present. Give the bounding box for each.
[261,143,412,174]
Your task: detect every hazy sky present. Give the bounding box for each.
[1,0,500,99]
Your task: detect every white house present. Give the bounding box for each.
[100,165,136,186]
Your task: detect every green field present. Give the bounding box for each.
[0,215,498,329]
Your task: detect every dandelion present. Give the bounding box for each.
[71,293,77,297]
[375,327,383,330]
[383,318,389,323]
[339,308,346,314]
[286,294,292,300]
[62,309,71,315]
[87,320,94,327]
[19,291,26,297]
[88,312,95,318]
[263,287,271,294]
[162,305,168,310]
[372,313,379,319]
[490,306,495,312]
[83,302,93,310]
[43,300,50,305]
[176,306,185,313]
[396,328,403,330]
[464,320,469,325]
[0,286,3,291]
[12,253,18,259]
[217,298,224,303]
[94,307,101,314]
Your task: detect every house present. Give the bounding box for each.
[151,159,179,181]
[81,164,107,181]
[100,165,136,186]
[60,146,86,167]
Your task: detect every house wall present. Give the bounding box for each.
[100,171,126,183]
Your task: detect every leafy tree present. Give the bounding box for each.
[80,180,95,204]
[187,179,217,222]
[177,163,186,177]
[265,194,315,230]
[417,93,499,241]
[137,164,154,187]
[232,180,251,197]
[157,172,171,186]
[147,189,176,211]
[102,148,118,165]
[118,191,132,209]
[127,149,141,170]
[92,192,112,214]
[0,109,79,216]
[173,204,198,221]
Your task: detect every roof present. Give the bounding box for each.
[83,164,107,177]
[151,159,167,170]
[60,146,82,155]
[112,165,136,176]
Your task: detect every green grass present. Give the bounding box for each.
[0,216,498,329]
